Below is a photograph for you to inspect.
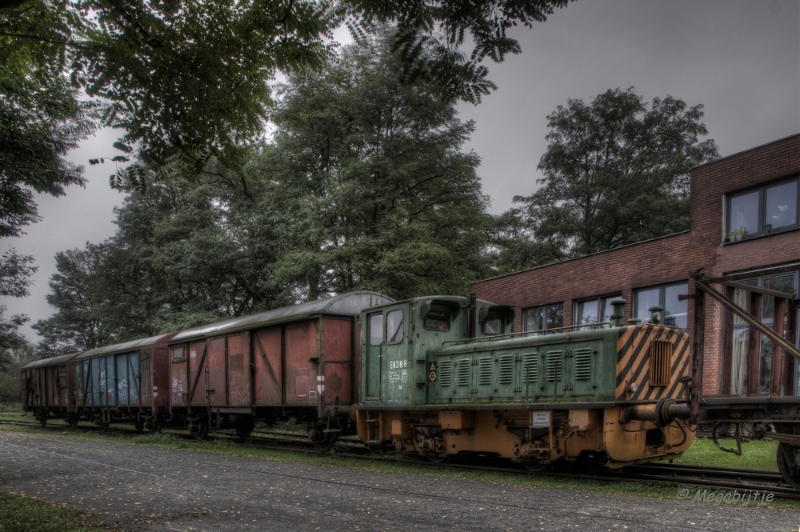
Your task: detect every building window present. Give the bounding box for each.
[575,295,620,329]
[523,304,563,333]
[634,282,688,330]
[728,272,798,396]
[726,176,799,240]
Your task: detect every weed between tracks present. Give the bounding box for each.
[0,491,104,532]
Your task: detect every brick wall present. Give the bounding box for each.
[471,134,800,397]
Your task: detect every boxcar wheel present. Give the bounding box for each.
[37,413,46,427]
[235,417,255,443]
[100,421,110,432]
[311,432,338,453]
[134,419,145,433]
[67,415,79,430]
[190,419,208,441]
[777,443,800,491]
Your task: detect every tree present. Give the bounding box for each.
[264,31,495,300]
[0,340,38,403]
[3,1,571,167]
[32,245,113,356]
[0,1,95,237]
[33,160,295,350]
[509,87,719,265]
[0,248,36,350]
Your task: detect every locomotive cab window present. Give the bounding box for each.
[481,310,503,335]
[386,310,404,344]
[423,304,451,332]
[369,313,384,346]
[172,346,185,362]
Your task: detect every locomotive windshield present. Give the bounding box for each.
[423,304,451,332]
[369,314,383,346]
[386,310,404,343]
[482,310,503,335]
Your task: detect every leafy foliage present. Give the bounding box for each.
[34,31,495,347]
[263,33,494,299]
[504,87,719,267]
[0,1,95,238]
[0,340,38,403]
[0,248,36,350]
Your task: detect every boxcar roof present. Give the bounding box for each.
[170,291,394,344]
[73,332,178,361]
[21,351,82,370]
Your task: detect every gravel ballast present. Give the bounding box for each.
[0,431,797,531]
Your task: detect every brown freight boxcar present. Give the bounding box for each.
[167,292,392,448]
[21,353,82,427]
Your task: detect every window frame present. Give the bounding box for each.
[725,175,800,241]
[522,303,563,333]
[574,293,621,330]
[385,309,405,345]
[633,281,689,330]
[172,346,185,363]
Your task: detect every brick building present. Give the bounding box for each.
[471,133,800,397]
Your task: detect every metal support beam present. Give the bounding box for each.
[694,278,800,362]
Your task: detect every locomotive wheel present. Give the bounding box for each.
[776,443,800,491]
[311,432,338,453]
[522,461,553,473]
[425,455,451,464]
[190,419,208,441]
[235,417,255,443]
[134,419,145,433]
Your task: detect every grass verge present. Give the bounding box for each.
[676,437,778,471]
[0,491,104,532]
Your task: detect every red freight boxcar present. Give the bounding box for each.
[167,292,392,448]
[21,353,82,427]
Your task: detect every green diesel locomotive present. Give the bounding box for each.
[357,295,694,470]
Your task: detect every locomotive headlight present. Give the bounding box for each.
[627,382,639,394]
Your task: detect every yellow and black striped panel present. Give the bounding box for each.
[615,324,691,401]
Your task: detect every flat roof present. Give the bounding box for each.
[691,132,800,171]
[471,231,689,285]
[171,291,394,343]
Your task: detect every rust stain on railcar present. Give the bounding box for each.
[322,318,354,404]
[227,333,251,406]
[285,320,317,405]
[253,326,282,405]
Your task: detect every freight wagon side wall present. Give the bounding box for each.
[321,317,355,406]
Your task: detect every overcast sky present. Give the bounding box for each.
[3,0,799,344]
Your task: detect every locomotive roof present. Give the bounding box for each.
[73,332,178,361]
[170,291,394,343]
[21,351,82,370]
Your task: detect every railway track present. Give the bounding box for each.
[2,418,797,500]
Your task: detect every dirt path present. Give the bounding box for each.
[0,431,796,531]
